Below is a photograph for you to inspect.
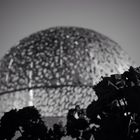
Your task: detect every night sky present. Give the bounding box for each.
[0,0,140,66]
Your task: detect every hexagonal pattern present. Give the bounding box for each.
[0,27,133,117]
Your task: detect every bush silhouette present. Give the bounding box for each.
[0,106,48,140]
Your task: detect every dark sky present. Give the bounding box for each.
[0,0,140,66]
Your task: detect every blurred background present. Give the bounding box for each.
[0,0,140,66]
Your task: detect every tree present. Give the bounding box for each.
[86,66,140,140]
[0,109,19,140]
[0,106,48,140]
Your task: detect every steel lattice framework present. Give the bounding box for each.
[0,26,134,117]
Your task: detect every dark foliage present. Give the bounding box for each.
[0,106,48,140]
[0,66,140,140]
[86,66,140,140]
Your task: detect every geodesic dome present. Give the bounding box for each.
[0,26,133,117]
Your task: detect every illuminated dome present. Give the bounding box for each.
[0,26,133,117]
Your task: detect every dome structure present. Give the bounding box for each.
[0,26,133,117]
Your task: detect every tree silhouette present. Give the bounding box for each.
[87,66,140,140]
[0,106,48,140]
[0,109,19,140]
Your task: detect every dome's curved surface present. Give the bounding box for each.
[0,26,133,117]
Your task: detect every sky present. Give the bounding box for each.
[0,0,140,66]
